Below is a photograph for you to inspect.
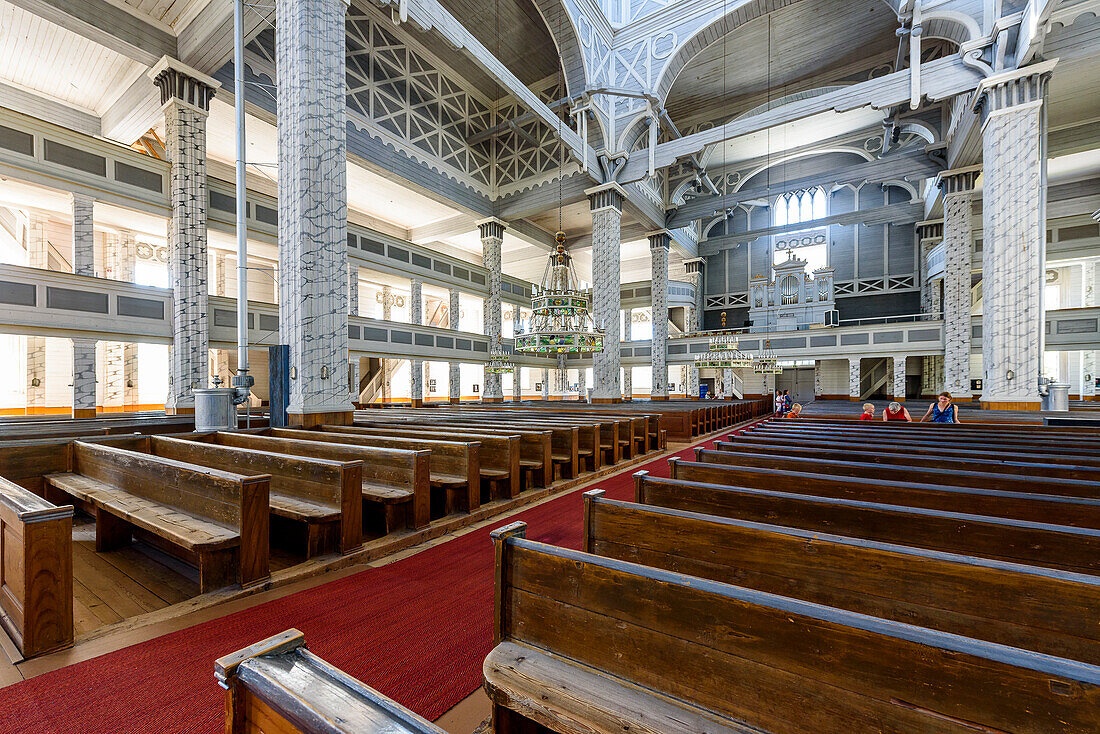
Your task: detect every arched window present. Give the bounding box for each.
[773,187,827,228]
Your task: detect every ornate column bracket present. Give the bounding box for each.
[151,57,220,415]
[478,217,506,402]
[585,183,627,403]
[648,229,671,400]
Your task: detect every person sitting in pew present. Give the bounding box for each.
[786,403,803,418]
[859,403,875,421]
[882,401,912,422]
[921,392,962,424]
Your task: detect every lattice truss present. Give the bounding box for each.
[246,13,569,196]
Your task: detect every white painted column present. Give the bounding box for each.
[974,61,1055,409]
[814,359,823,399]
[347,265,359,402]
[381,285,393,321]
[578,365,587,401]
[892,354,907,401]
[722,368,734,399]
[541,368,550,400]
[848,357,861,401]
[684,258,704,399]
[210,252,231,386]
[622,306,632,401]
[448,287,461,403]
[104,230,139,408]
[273,0,354,424]
[512,306,522,402]
[152,59,219,414]
[623,367,632,401]
[586,183,625,402]
[410,278,423,406]
[479,218,505,401]
[1085,262,1096,399]
[71,338,97,418]
[916,221,942,319]
[649,230,670,399]
[937,167,979,401]
[25,211,49,412]
[70,193,95,276]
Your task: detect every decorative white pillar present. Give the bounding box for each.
[103,230,139,408]
[974,61,1055,410]
[72,338,97,418]
[916,220,944,319]
[381,285,393,321]
[936,167,980,401]
[848,357,861,401]
[25,211,48,412]
[410,278,423,406]
[578,366,587,401]
[623,367,632,401]
[347,265,360,403]
[685,258,704,399]
[273,0,354,424]
[448,287,461,403]
[511,305,522,402]
[586,183,626,402]
[541,368,550,400]
[814,359,823,399]
[152,58,219,415]
[70,193,95,276]
[649,230,670,400]
[722,368,734,399]
[622,306,632,401]
[209,252,231,387]
[892,354,907,401]
[479,218,505,402]
[1085,262,1096,399]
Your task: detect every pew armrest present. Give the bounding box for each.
[483,641,760,734]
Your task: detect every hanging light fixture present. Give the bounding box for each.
[486,336,515,374]
[515,232,605,354]
[752,338,783,374]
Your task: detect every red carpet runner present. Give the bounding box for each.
[1,440,707,733]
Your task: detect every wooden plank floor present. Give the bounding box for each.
[70,516,299,637]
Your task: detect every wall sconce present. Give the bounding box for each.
[290,366,297,380]
[1005,369,1015,381]
[30,377,41,387]
[320,365,329,379]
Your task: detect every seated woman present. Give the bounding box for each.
[786,403,803,418]
[882,401,912,422]
[859,403,875,420]
[921,392,962,423]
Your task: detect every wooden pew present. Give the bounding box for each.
[485,522,1100,734]
[44,441,270,592]
[694,447,1100,499]
[748,424,1100,453]
[712,439,1100,481]
[668,457,1100,529]
[216,628,445,734]
[0,476,73,658]
[150,435,370,554]
[323,425,521,499]
[356,414,569,483]
[583,490,1100,665]
[265,428,480,515]
[633,471,1100,575]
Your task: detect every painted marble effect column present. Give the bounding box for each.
[479,218,505,401]
[274,0,354,422]
[649,230,670,399]
[622,366,632,401]
[685,259,704,399]
[814,360,823,399]
[211,253,231,385]
[448,287,461,403]
[410,278,423,405]
[587,184,624,402]
[621,307,631,400]
[938,167,980,400]
[1085,262,1096,399]
[25,211,48,411]
[892,354,907,401]
[70,193,95,276]
[348,266,359,402]
[848,357,861,400]
[974,63,1054,409]
[104,230,139,408]
[541,368,550,400]
[512,306,522,402]
[152,60,218,414]
[71,338,97,418]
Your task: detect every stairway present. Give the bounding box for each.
[859,358,888,400]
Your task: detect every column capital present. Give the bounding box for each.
[69,191,95,206]
[915,219,944,242]
[585,182,628,214]
[476,217,507,240]
[971,59,1056,123]
[150,56,220,114]
[684,257,705,275]
[646,229,671,250]
[935,165,981,197]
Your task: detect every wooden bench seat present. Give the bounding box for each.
[486,521,1100,734]
[44,441,269,592]
[584,490,1100,665]
[217,629,445,734]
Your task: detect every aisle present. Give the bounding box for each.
[0,438,707,733]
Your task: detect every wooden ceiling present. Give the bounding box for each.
[665,1,900,129]
[440,0,561,89]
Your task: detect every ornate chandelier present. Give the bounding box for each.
[694,334,753,369]
[515,232,605,354]
[752,339,783,374]
[486,337,515,374]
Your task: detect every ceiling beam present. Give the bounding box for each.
[6,0,176,67]
[408,213,475,243]
[0,81,100,137]
[618,54,985,185]
[668,149,941,228]
[700,200,926,255]
[372,0,594,170]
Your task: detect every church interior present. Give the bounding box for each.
[1,0,1099,731]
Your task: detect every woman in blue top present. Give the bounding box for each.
[920,391,961,423]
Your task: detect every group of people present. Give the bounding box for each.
[776,391,962,423]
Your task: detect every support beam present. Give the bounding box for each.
[0,82,100,138]
[6,0,176,66]
[619,54,985,184]
[668,150,941,228]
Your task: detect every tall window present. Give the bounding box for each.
[773,187,826,228]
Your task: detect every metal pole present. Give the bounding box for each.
[233,0,252,426]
